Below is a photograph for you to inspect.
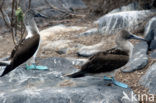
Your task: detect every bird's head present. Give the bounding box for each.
[25,9,47,19]
[116,30,146,53]
[118,30,145,41]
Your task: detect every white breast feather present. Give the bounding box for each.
[25,26,33,39]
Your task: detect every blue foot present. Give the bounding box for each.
[104,76,128,88]
[26,64,48,70]
[104,76,113,80]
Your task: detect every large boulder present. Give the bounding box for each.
[109,2,140,14]
[139,62,156,94]
[121,41,148,72]
[144,17,156,50]
[144,16,156,59]
[95,10,156,35]
[0,57,138,103]
[77,41,104,57]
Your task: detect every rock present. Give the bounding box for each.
[85,0,155,15]
[95,10,156,35]
[109,2,140,14]
[144,17,156,49]
[77,41,104,57]
[0,35,3,40]
[0,16,5,28]
[19,0,86,13]
[0,12,11,34]
[0,0,86,28]
[65,57,88,66]
[153,0,156,8]
[139,62,156,94]
[121,41,148,72]
[0,56,10,61]
[0,57,138,103]
[42,40,72,50]
[137,0,156,9]
[56,45,82,55]
[77,49,100,57]
[40,24,87,41]
[150,50,156,58]
[77,28,98,37]
[149,40,156,50]
[56,48,69,55]
[144,17,156,57]
[41,39,84,55]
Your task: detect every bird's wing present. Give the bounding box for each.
[12,35,40,67]
[9,39,28,60]
[67,49,129,78]
[89,47,128,60]
[1,35,40,77]
[81,49,129,74]
[101,47,128,55]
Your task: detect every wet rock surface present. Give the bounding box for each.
[121,41,148,72]
[0,57,137,103]
[139,63,156,94]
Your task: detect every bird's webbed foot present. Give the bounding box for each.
[104,76,128,88]
[25,63,48,70]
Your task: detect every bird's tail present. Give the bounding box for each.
[65,71,85,78]
[0,64,13,77]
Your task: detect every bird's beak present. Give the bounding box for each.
[35,13,48,19]
[128,34,145,41]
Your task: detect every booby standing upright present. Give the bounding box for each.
[0,9,48,77]
[67,30,145,88]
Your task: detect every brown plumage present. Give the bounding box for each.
[68,48,129,78]
[0,9,46,77]
[67,30,145,78]
[0,35,40,77]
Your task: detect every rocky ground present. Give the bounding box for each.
[0,0,156,103]
[0,13,155,103]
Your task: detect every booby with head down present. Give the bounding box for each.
[67,30,145,88]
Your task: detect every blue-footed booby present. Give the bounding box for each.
[0,9,47,77]
[67,30,145,88]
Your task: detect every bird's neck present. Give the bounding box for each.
[128,42,134,59]
[117,40,134,58]
[24,18,40,39]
